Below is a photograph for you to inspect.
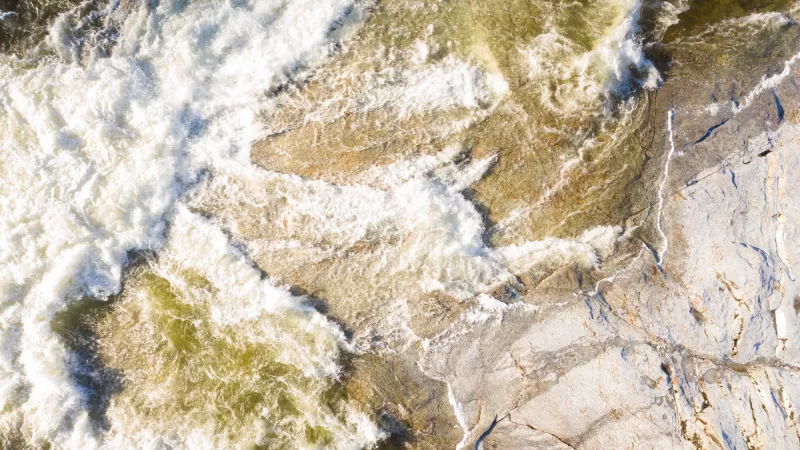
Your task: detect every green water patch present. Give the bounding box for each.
[52,260,370,448]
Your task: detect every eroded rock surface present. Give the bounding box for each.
[199,2,800,448]
[426,26,800,450]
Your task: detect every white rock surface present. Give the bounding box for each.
[417,63,800,450]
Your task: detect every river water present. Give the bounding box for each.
[0,0,797,448]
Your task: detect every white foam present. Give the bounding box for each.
[0,0,372,446]
[741,11,795,27]
[594,0,661,93]
[520,0,660,116]
[685,9,797,45]
[733,50,800,114]
[201,149,615,307]
[0,0,656,446]
[466,294,536,325]
[358,55,507,118]
[95,206,385,449]
[447,383,471,450]
[166,206,349,375]
[656,110,677,265]
[650,0,689,39]
[579,225,623,259]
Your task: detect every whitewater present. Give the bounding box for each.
[0,0,663,447]
[0,0,384,447]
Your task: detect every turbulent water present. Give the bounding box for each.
[0,0,797,448]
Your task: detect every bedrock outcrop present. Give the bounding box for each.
[426,48,800,450]
[189,2,800,448]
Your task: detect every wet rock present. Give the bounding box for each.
[197,1,800,448]
[438,43,800,450]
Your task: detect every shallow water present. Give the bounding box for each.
[0,0,797,448]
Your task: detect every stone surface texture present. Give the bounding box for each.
[200,1,800,448]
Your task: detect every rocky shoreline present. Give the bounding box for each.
[215,2,800,448]
[227,3,800,448]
